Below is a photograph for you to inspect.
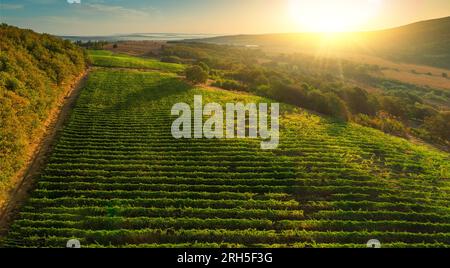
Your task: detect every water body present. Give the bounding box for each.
[61,33,218,42]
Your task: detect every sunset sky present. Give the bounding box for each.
[1,0,449,35]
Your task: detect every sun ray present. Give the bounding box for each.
[288,0,382,32]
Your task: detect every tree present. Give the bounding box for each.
[443,73,448,78]
[341,87,374,115]
[307,90,328,114]
[411,103,437,121]
[325,93,350,121]
[197,62,210,73]
[424,112,450,142]
[185,65,208,84]
[379,96,406,119]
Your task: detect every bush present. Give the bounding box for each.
[411,103,437,121]
[269,83,308,107]
[340,87,375,116]
[379,96,407,119]
[185,65,208,84]
[354,112,408,137]
[211,79,246,91]
[324,93,350,121]
[423,111,450,143]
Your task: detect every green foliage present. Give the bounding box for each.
[0,24,86,189]
[354,112,408,138]
[88,50,184,73]
[75,40,108,50]
[185,65,209,84]
[340,87,375,116]
[423,112,450,143]
[197,62,210,73]
[211,79,247,91]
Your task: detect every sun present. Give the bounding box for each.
[288,0,382,32]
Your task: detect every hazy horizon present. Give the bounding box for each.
[57,15,448,38]
[1,0,450,36]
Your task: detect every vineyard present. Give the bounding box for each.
[88,50,184,73]
[3,52,450,248]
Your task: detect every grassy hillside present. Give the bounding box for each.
[4,53,449,247]
[365,16,450,68]
[193,16,450,69]
[0,24,86,204]
[88,50,184,73]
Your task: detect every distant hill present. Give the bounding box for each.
[191,17,450,69]
[62,33,218,42]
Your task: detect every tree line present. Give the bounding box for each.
[0,24,87,190]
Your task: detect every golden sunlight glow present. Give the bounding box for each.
[288,0,382,32]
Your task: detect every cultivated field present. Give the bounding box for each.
[322,52,450,91]
[3,52,450,248]
[88,50,184,73]
[103,41,165,57]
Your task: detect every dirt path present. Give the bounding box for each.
[0,69,90,238]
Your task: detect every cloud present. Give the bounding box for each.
[80,3,157,18]
[0,4,24,10]
[67,0,81,4]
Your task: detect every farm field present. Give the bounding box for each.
[88,50,184,73]
[301,51,450,91]
[3,52,450,248]
[103,41,166,57]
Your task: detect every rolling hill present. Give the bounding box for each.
[2,50,449,248]
[191,16,450,69]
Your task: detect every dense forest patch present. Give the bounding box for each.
[0,24,86,204]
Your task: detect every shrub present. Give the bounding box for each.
[340,87,375,116]
[324,93,350,121]
[423,111,450,143]
[354,112,408,137]
[197,62,210,73]
[185,65,209,84]
[212,79,246,91]
[379,96,407,119]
